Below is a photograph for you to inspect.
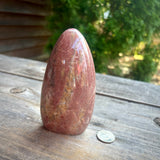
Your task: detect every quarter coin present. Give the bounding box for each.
[97,130,115,144]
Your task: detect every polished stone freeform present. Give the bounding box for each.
[41,28,95,135]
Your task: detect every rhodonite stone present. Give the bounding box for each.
[41,28,96,135]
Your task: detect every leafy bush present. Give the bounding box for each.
[131,44,160,82]
[46,0,160,81]
[131,55,158,82]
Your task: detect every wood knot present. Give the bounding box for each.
[153,117,160,127]
[10,87,26,94]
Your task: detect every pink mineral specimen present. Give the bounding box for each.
[41,28,96,135]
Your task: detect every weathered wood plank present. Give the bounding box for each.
[0,72,41,106]
[19,0,48,5]
[96,73,160,107]
[0,73,160,132]
[0,55,159,107]
[0,71,160,160]
[0,0,49,16]
[0,71,159,133]
[0,13,47,26]
[0,26,51,40]
[0,37,48,53]
[92,95,160,134]
[0,0,50,58]
[0,54,46,80]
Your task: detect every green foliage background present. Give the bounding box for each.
[46,0,160,82]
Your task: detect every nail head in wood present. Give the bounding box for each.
[153,117,160,127]
[10,87,26,94]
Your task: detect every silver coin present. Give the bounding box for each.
[96,130,115,143]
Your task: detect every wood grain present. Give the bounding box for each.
[0,13,47,26]
[0,0,49,16]
[3,46,45,58]
[0,26,51,40]
[0,55,159,107]
[19,0,48,5]
[0,0,51,58]
[0,71,160,159]
[0,54,46,80]
[96,73,160,107]
[0,37,48,53]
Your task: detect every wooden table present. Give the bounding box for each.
[0,55,160,160]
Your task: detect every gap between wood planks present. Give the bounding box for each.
[0,69,159,109]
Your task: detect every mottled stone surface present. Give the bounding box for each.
[41,28,95,135]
